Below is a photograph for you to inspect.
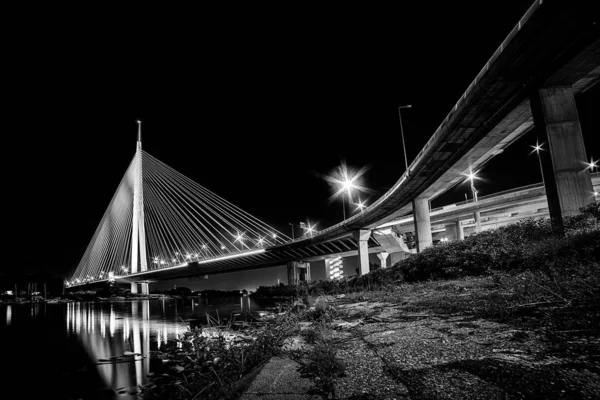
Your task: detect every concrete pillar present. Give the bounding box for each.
[354,229,371,275]
[130,282,138,294]
[302,262,311,282]
[412,197,432,252]
[444,223,457,241]
[286,261,298,285]
[456,220,464,240]
[474,211,481,233]
[530,86,594,232]
[377,252,389,269]
[140,283,149,295]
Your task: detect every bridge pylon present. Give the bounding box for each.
[131,121,148,293]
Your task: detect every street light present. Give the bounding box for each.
[530,141,546,187]
[341,177,356,220]
[288,223,295,240]
[464,168,479,202]
[304,222,316,237]
[398,105,412,175]
[355,199,367,213]
[234,233,245,250]
[586,158,598,173]
[324,161,369,222]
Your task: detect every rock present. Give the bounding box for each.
[291,300,306,311]
[331,319,364,329]
[298,321,313,332]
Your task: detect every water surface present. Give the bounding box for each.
[0,296,274,399]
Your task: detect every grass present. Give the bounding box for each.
[139,310,302,400]
[142,206,598,399]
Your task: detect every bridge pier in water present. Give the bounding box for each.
[530,85,595,232]
[130,282,149,294]
[140,282,149,295]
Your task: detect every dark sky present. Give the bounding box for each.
[4,2,598,288]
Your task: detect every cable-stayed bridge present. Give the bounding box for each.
[68,125,393,291]
[68,0,599,291]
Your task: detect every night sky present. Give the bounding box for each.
[5,2,598,290]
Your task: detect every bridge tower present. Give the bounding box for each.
[131,121,148,294]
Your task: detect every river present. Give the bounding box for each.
[0,297,276,400]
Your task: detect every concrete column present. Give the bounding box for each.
[130,282,138,294]
[140,283,149,295]
[456,220,464,240]
[530,86,594,232]
[377,252,389,269]
[302,262,311,282]
[412,197,432,252]
[474,211,481,233]
[286,261,298,285]
[444,223,457,241]
[354,230,371,275]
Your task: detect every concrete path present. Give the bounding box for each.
[237,356,319,400]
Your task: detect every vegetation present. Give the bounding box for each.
[140,309,301,399]
[143,204,598,399]
[254,203,599,297]
[252,203,599,333]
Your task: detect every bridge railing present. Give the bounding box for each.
[307,0,545,240]
[435,182,545,211]
[411,0,543,180]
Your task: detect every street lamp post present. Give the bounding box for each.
[341,176,356,221]
[471,176,478,202]
[398,105,412,175]
[465,169,478,202]
[288,223,295,240]
[530,141,546,187]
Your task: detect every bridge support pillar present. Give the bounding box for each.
[530,86,594,232]
[304,263,311,282]
[444,223,457,241]
[456,220,464,240]
[412,197,432,252]
[130,282,138,294]
[474,212,481,233]
[287,261,298,285]
[140,283,149,295]
[377,252,389,269]
[354,230,371,275]
[286,261,310,284]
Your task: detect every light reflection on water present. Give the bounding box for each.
[0,296,270,399]
[65,301,158,397]
[69,296,264,398]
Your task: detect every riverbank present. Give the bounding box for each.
[138,270,599,399]
[239,274,600,399]
[137,209,600,399]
